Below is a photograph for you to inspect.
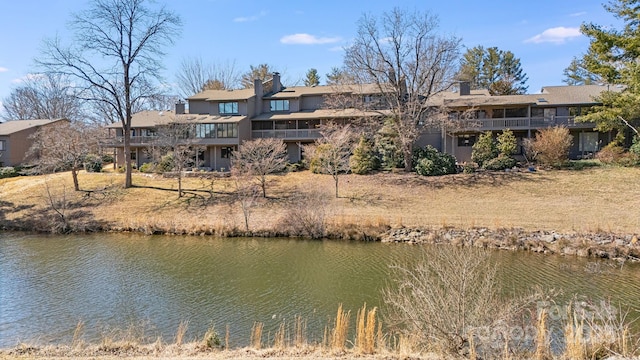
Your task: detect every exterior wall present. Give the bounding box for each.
[237,117,251,143]
[1,127,40,166]
[188,100,212,114]
[288,99,300,112]
[300,95,324,111]
[285,142,302,163]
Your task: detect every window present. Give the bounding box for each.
[298,120,319,129]
[505,107,527,118]
[531,108,544,118]
[0,140,4,151]
[275,120,296,130]
[218,102,238,114]
[195,123,216,138]
[217,123,238,138]
[221,147,234,158]
[579,132,599,152]
[491,109,505,118]
[252,121,273,130]
[270,100,290,112]
[457,134,476,147]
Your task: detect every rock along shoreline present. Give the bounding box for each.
[380,226,640,262]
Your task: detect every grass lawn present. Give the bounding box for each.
[1,166,638,235]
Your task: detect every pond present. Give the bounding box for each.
[1,232,639,348]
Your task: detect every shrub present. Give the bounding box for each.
[483,154,517,171]
[139,162,156,173]
[83,154,103,173]
[350,136,379,174]
[374,125,403,170]
[596,144,639,166]
[413,145,456,176]
[308,144,331,174]
[471,131,497,167]
[0,167,18,179]
[157,153,174,172]
[497,128,517,156]
[531,127,573,168]
[101,153,114,164]
[462,162,479,174]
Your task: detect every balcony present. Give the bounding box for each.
[453,116,596,132]
[251,129,321,140]
[100,135,239,147]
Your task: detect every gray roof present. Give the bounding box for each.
[439,84,622,108]
[0,118,68,136]
[187,88,255,101]
[252,108,391,121]
[106,110,246,128]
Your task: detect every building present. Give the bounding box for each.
[102,73,618,170]
[0,118,70,167]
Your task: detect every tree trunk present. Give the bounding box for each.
[71,168,79,191]
[261,176,266,198]
[124,129,132,188]
[403,143,413,172]
[178,172,183,197]
[334,174,339,198]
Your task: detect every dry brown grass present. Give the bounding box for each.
[1,166,639,235]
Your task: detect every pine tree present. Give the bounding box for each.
[304,68,320,86]
[459,46,528,95]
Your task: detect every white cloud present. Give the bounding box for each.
[280,33,342,45]
[0,67,8,73]
[525,27,582,44]
[233,10,267,23]
[569,11,587,17]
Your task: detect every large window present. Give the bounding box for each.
[275,120,296,130]
[270,100,290,112]
[217,123,238,138]
[579,132,599,152]
[505,107,527,118]
[252,121,273,130]
[195,123,216,138]
[298,119,319,129]
[0,140,4,151]
[218,102,238,115]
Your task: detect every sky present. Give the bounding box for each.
[0,0,622,116]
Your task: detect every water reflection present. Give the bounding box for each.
[0,232,638,347]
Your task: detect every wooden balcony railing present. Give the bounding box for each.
[251,129,321,140]
[454,116,595,131]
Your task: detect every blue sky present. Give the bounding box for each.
[0,0,621,114]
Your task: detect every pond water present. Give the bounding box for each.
[1,232,639,348]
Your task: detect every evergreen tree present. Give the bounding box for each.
[459,46,528,95]
[562,57,600,86]
[349,136,379,174]
[579,0,640,141]
[304,68,320,86]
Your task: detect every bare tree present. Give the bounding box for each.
[150,120,201,198]
[240,64,278,89]
[231,138,288,198]
[2,73,85,122]
[231,171,260,232]
[27,121,100,191]
[305,124,355,198]
[343,8,460,171]
[37,0,182,189]
[175,57,240,97]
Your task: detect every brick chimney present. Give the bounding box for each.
[175,99,185,114]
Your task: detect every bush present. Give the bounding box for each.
[497,128,517,156]
[531,127,573,168]
[629,136,640,158]
[83,154,103,173]
[413,145,456,176]
[596,143,639,166]
[471,131,497,167]
[350,136,379,174]
[308,144,331,174]
[0,167,18,179]
[157,153,174,172]
[462,162,479,174]
[101,153,114,164]
[139,162,156,173]
[483,155,517,171]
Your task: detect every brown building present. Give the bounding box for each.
[0,118,69,167]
